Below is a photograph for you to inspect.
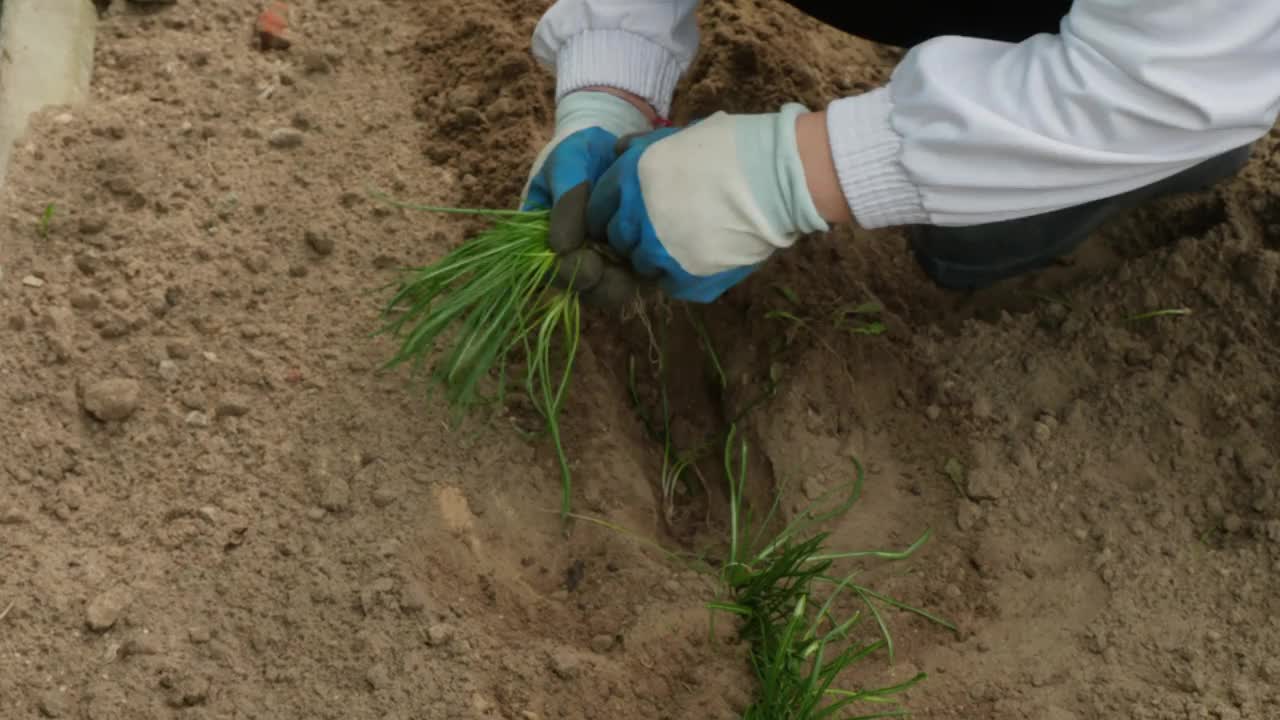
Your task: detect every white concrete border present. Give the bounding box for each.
[0,0,97,187]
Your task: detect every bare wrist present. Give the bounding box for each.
[795,110,854,225]
[574,85,662,126]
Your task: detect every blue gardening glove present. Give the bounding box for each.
[586,104,830,303]
[521,91,654,307]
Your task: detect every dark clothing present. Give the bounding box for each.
[778,1,1074,47]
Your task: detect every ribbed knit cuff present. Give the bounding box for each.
[555,30,683,119]
[826,87,928,229]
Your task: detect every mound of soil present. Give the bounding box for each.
[1,1,1276,719]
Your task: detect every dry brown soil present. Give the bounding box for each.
[1,1,1278,719]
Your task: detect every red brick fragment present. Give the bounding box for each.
[257,2,292,51]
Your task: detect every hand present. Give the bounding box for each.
[586,104,833,303]
[522,90,656,308]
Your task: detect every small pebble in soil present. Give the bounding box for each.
[448,84,481,107]
[956,501,982,531]
[121,633,164,657]
[85,587,131,631]
[60,484,84,512]
[78,215,107,235]
[158,360,179,382]
[925,404,941,421]
[301,50,331,74]
[1223,514,1243,533]
[82,378,142,421]
[188,626,212,644]
[371,484,399,508]
[1151,509,1174,530]
[365,663,391,691]
[966,468,1011,501]
[305,507,327,521]
[22,275,46,288]
[305,228,334,256]
[1033,421,1053,443]
[185,411,211,428]
[106,288,130,309]
[162,672,210,708]
[589,634,614,654]
[549,650,580,679]
[0,505,31,525]
[243,253,269,274]
[166,341,193,360]
[215,395,250,418]
[75,253,98,275]
[38,689,70,718]
[426,623,455,647]
[802,476,824,501]
[69,289,101,310]
[98,314,134,340]
[319,476,351,512]
[268,128,304,149]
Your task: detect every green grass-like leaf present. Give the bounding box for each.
[712,426,955,719]
[374,204,583,519]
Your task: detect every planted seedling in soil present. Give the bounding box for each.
[37,203,55,238]
[710,426,956,719]
[560,425,954,717]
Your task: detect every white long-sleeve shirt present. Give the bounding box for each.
[531,1,1280,228]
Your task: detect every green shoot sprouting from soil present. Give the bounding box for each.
[710,426,956,719]
[37,203,55,238]
[374,203,581,519]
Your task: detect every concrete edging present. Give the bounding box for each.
[0,0,97,188]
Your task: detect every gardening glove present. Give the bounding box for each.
[522,91,654,308]
[587,104,830,303]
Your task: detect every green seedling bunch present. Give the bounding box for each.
[710,427,955,719]
[375,203,581,518]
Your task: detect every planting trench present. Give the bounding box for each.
[0,1,1277,719]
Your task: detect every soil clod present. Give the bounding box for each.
[426,623,455,647]
[305,228,334,256]
[215,394,251,418]
[549,649,581,679]
[82,378,142,421]
[268,128,304,149]
[37,690,70,719]
[319,475,351,513]
[85,587,131,632]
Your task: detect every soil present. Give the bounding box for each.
[1,1,1277,719]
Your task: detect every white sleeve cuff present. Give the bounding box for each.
[826,87,929,229]
[555,30,684,119]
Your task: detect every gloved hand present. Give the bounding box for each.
[522,91,655,308]
[586,104,830,303]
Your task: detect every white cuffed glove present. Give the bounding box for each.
[584,103,830,302]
